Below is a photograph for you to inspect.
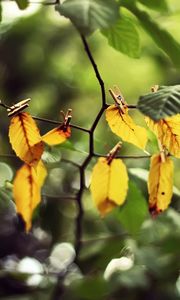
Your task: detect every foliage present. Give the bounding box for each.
[145,114,180,158]
[90,156,128,215]
[101,14,141,59]
[13,161,47,230]
[56,0,119,35]
[138,85,180,120]
[0,0,179,299]
[106,104,147,149]
[9,112,44,165]
[148,154,174,214]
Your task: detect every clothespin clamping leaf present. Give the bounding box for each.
[145,111,180,159]
[148,139,174,216]
[8,98,44,166]
[90,142,129,216]
[42,109,72,146]
[106,86,148,150]
[109,85,127,113]
[13,160,47,231]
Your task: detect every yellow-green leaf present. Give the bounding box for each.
[13,160,47,231]
[148,154,174,215]
[9,112,44,166]
[90,157,128,215]
[106,105,147,150]
[145,114,180,158]
[42,125,71,146]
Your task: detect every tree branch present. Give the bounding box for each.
[73,35,108,262]
[80,35,106,108]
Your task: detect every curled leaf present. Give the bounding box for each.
[13,160,47,231]
[148,154,174,215]
[9,112,44,166]
[90,157,128,215]
[42,125,71,146]
[145,114,180,158]
[106,105,147,150]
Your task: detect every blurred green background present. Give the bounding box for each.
[0,1,180,299]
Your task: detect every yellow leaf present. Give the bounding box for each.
[35,160,48,187]
[145,114,180,158]
[90,157,128,215]
[106,105,147,150]
[42,125,71,146]
[13,161,47,231]
[148,154,174,215]
[9,112,44,166]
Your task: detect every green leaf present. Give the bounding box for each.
[0,163,13,187]
[0,187,12,203]
[124,3,180,68]
[66,277,109,300]
[60,140,88,154]
[137,85,180,120]
[0,186,15,211]
[55,0,119,35]
[101,14,141,58]
[15,0,29,10]
[137,0,169,12]
[42,147,62,165]
[111,266,148,289]
[116,181,148,236]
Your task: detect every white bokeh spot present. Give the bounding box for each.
[104,257,134,280]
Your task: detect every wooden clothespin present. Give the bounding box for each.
[7,98,31,117]
[151,85,159,93]
[60,108,72,131]
[107,142,122,165]
[109,85,127,113]
[158,139,166,163]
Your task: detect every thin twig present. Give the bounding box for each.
[106,103,137,109]
[0,153,152,160]
[0,153,17,159]
[80,35,106,108]
[32,116,90,133]
[0,101,11,110]
[93,153,152,159]
[42,194,77,200]
[1,0,59,5]
[128,104,137,109]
